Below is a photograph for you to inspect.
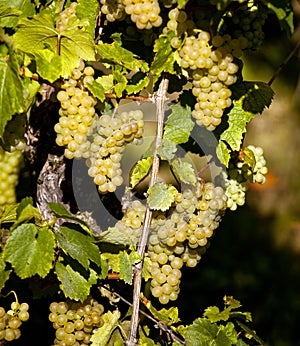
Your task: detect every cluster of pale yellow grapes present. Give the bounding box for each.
[99,0,126,22]
[55,63,96,160]
[0,150,23,206]
[0,302,29,342]
[86,110,144,193]
[115,181,227,304]
[178,31,242,131]
[122,0,162,30]
[56,1,77,32]
[49,300,104,346]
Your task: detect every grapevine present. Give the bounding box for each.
[0,0,296,345]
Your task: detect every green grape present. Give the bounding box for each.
[219,2,267,50]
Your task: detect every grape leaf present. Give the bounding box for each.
[113,68,127,97]
[185,318,232,346]
[101,253,120,273]
[0,204,18,224]
[97,227,131,246]
[0,257,11,290]
[141,299,180,326]
[266,0,294,36]
[119,252,134,285]
[224,295,241,308]
[139,326,159,346]
[203,306,231,323]
[55,261,97,302]
[85,77,106,102]
[219,322,238,344]
[157,139,177,161]
[0,49,25,136]
[163,104,194,144]
[171,159,196,185]
[0,5,21,19]
[55,225,101,270]
[126,73,150,95]
[147,182,178,211]
[34,49,62,83]
[90,310,121,345]
[130,156,153,189]
[48,202,90,230]
[97,39,148,72]
[0,0,35,28]
[11,197,41,229]
[13,13,95,78]
[216,141,230,167]
[216,100,257,167]
[4,224,55,279]
[76,0,99,36]
[177,0,188,9]
[142,256,152,281]
[231,81,274,114]
[151,31,176,84]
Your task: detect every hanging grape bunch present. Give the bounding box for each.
[49,300,105,346]
[0,301,29,342]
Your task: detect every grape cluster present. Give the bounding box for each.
[86,109,144,193]
[122,0,162,30]
[178,31,240,131]
[0,150,23,206]
[163,8,195,46]
[0,302,29,342]
[244,145,268,184]
[49,300,104,346]
[147,182,227,304]
[223,175,248,211]
[56,1,77,32]
[116,181,227,304]
[54,63,97,160]
[224,145,268,210]
[116,199,146,244]
[220,2,268,49]
[100,0,126,22]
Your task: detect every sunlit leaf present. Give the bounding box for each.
[4,224,55,278]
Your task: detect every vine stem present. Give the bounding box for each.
[268,40,300,86]
[126,76,169,346]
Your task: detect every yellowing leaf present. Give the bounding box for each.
[130,156,153,189]
[90,310,121,345]
[147,182,178,211]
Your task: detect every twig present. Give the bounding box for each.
[126,76,169,345]
[102,287,186,345]
[268,40,300,86]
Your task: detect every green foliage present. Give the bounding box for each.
[55,261,98,301]
[3,223,55,279]
[0,47,24,136]
[0,0,294,344]
[90,310,121,345]
[13,13,95,78]
[148,182,178,211]
[163,104,194,144]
